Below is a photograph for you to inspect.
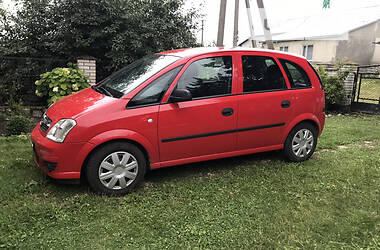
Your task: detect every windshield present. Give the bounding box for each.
[95,54,180,98]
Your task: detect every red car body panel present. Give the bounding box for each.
[31,47,325,179]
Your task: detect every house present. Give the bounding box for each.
[239,7,380,65]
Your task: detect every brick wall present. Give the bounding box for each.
[77,57,96,85]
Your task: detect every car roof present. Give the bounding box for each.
[158,47,306,60]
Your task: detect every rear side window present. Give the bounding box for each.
[175,56,233,99]
[127,66,182,108]
[280,59,311,89]
[241,55,286,92]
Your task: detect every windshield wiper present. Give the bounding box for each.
[92,85,113,97]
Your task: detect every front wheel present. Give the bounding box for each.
[284,123,318,162]
[86,142,146,195]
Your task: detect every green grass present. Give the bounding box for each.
[1,114,380,249]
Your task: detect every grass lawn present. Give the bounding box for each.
[0,114,379,249]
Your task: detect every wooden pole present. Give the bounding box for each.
[256,0,274,49]
[201,20,204,46]
[233,0,239,46]
[244,0,256,47]
[217,0,227,47]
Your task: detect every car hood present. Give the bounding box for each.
[45,87,117,122]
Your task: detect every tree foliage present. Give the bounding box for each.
[0,0,199,80]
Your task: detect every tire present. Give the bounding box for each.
[283,123,318,162]
[86,142,147,195]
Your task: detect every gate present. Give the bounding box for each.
[352,64,380,112]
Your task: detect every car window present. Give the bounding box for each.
[127,66,182,108]
[175,56,233,99]
[242,55,287,92]
[280,59,311,88]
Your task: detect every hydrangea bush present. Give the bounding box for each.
[35,64,89,105]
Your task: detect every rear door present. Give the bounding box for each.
[236,52,293,150]
[158,54,239,163]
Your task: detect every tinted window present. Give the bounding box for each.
[97,54,179,97]
[127,66,182,107]
[280,59,311,88]
[175,56,232,99]
[242,56,286,92]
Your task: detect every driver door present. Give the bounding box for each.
[158,54,238,163]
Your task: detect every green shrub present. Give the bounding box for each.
[317,66,349,109]
[5,115,31,136]
[35,64,89,105]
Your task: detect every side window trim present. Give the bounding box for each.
[126,65,184,109]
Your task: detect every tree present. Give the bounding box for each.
[0,0,199,79]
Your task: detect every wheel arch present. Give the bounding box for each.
[80,130,158,181]
[282,114,321,144]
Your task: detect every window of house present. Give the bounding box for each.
[280,59,311,89]
[279,46,288,52]
[302,45,313,60]
[242,55,287,92]
[127,66,182,107]
[175,56,232,99]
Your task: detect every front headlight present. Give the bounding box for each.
[46,119,76,143]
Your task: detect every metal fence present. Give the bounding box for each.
[353,65,380,105]
[0,56,69,106]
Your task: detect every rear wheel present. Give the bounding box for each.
[86,142,146,195]
[284,123,318,162]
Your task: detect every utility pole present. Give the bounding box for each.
[233,0,239,46]
[201,20,204,46]
[217,0,227,47]
[244,0,256,48]
[256,0,274,49]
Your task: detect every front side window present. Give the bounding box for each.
[127,66,182,108]
[242,55,287,92]
[175,56,233,99]
[280,59,311,89]
[95,54,179,98]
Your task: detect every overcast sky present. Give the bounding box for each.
[184,0,380,46]
[2,0,380,47]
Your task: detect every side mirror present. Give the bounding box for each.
[169,89,192,102]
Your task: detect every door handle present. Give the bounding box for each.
[222,108,234,117]
[281,100,291,108]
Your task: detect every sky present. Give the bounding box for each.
[2,0,379,46]
[184,0,380,46]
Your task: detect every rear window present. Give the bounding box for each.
[280,59,311,89]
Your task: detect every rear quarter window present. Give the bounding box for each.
[280,59,311,89]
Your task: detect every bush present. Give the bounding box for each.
[5,115,31,136]
[317,66,349,109]
[35,64,89,105]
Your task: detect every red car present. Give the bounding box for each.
[31,47,325,195]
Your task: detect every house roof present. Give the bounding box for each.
[239,5,380,44]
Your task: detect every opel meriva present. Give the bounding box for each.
[31,47,325,195]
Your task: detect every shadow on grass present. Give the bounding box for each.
[41,150,285,196]
[145,150,284,182]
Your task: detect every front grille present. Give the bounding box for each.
[40,113,52,132]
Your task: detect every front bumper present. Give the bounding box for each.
[31,125,94,179]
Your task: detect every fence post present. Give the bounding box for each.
[77,57,96,85]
